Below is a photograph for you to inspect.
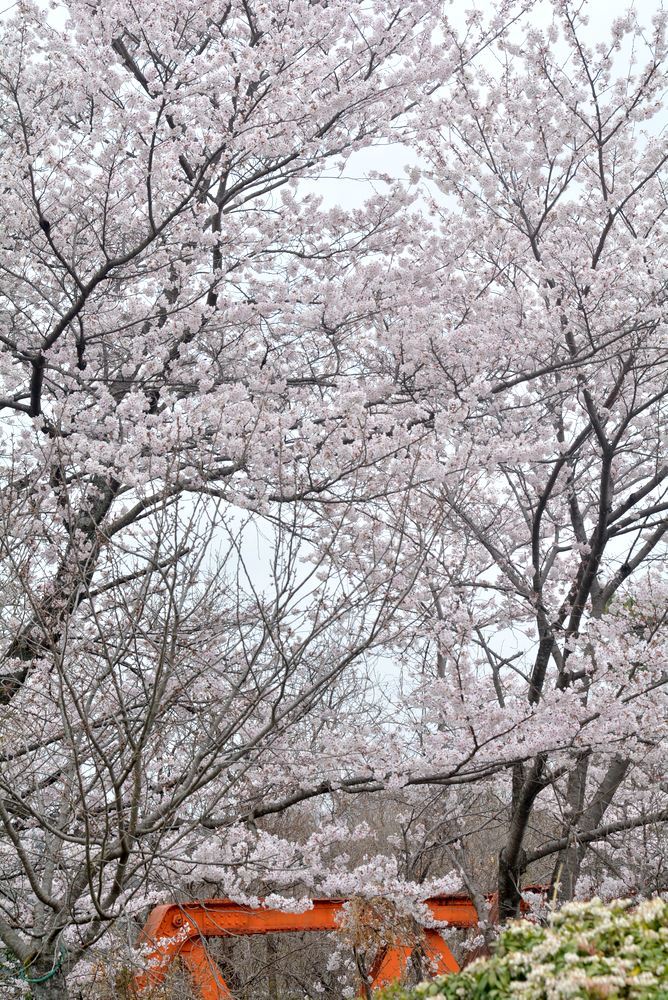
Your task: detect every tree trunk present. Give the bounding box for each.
[498,756,546,921]
[498,845,527,922]
[0,474,119,704]
[27,970,69,1000]
[266,935,278,1000]
[550,756,630,902]
[550,754,590,901]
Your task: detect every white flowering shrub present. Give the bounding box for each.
[377,898,668,999]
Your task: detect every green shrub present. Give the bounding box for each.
[376,898,668,999]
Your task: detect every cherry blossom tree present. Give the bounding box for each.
[238,0,668,930]
[417,2,668,918]
[339,0,668,922]
[0,0,532,994]
[0,0,666,996]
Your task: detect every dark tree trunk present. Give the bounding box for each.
[498,845,527,922]
[498,756,547,921]
[550,754,590,901]
[27,969,69,1000]
[0,474,119,704]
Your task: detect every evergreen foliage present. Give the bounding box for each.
[378,899,668,999]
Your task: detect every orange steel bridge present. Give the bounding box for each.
[134,891,544,999]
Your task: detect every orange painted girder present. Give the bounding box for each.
[180,939,233,1000]
[135,889,546,998]
[139,894,481,946]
